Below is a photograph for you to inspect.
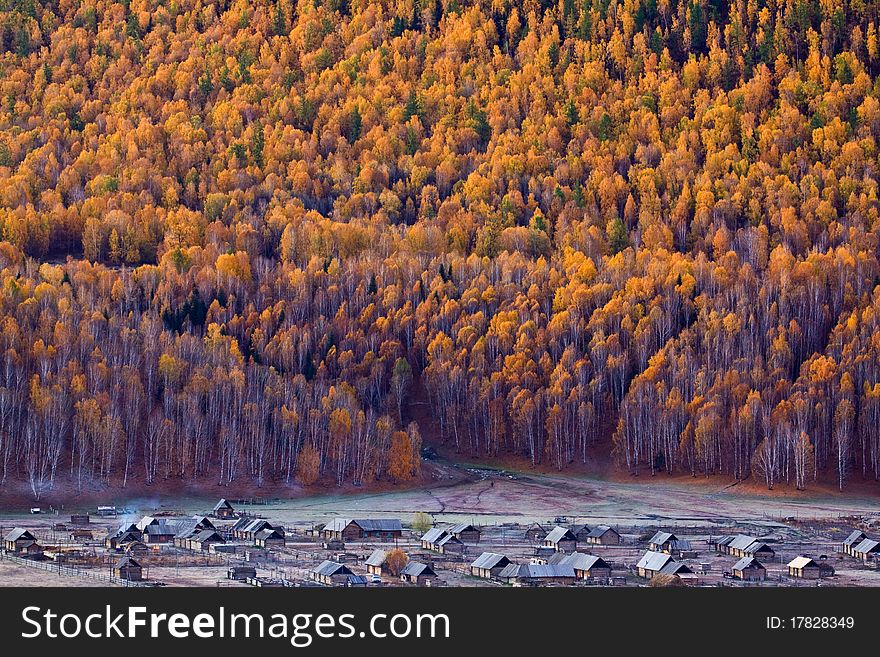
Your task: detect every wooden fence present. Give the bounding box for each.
[0,550,151,587]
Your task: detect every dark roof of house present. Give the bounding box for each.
[853,538,880,554]
[213,499,234,511]
[636,550,673,572]
[564,553,610,572]
[4,528,36,542]
[733,557,764,571]
[437,534,462,546]
[144,522,179,536]
[325,518,402,532]
[345,575,368,586]
[365,549,387,567]
[545,552,571,565]
[236,519,280,535]
[728,534,760,551]
[544,526,577,544]
[421,527,448,543]
[844,530,867,546]
[354,519,403,532]
[255,528,283,541]
[715,535,735,546]
[113,530,142,543]
[743,542,774,555]
[471,552,510,569]
[192,529,224,543]
[585,525,617,538]
[401,561,436,577]
[648,531,678,545]
[448,523,479,535]
[669,539,692,551]
[110,523,139,538]
[499,563,576,579]
[659,561,694,576]
[115,556,141,569]
[313,560,353,577]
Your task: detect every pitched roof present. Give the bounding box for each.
[586,525,617,538]
[313,560,353,577]
[733,556,764,571]
[354,519,402,532]
[564,552,610,572]
[401,561,436,577]
[213,499,233,511]
[254,528,283,541]
[471,552,510,569]
[437,533,462,546]
[499,563,576,579]
[714,535,735,546]
[669,539,692,551]
[365,549,387,567]
[545,552,571,565]
[636,550,673,572]
[448,523,479,535]
[4,528,36,542]
[544,526,577,544]
[743,542,774,555]
[728,534,759,551]
[788,556,817,569]
[110,523,140,538]
[114,556,141,569]
[852,538,880,555]
[659,561,694,576]
[648,531,677,545]
[237,519,280,535]
[788,556,833,572]
[192,529,224,543]
[325,518,402,532]
[421,527,448,543]
[844,530,867,546]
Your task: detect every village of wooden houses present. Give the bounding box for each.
[2,499,880,587]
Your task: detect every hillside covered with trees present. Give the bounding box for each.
[2,0,880,498]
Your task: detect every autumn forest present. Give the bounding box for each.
[2,0,880,499]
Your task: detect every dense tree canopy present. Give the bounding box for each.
[2,0,880,496]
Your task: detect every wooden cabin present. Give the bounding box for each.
[498,563,576,586]
[524,523,547,542]
[788,556,835,579]
[322,518,403,541]
[213,499,236,519]
[842,530,868,556]
[113,556,143,581]
[542,526,578,553]
[365,549,390,576]
[470,552,512,579]
[732,557,766,581]
[448,523,481,544]
[565,553,612,580]
[400,561,438,586]
[585,525,621,545]
[3,528,39,554]
[312,560,357,586]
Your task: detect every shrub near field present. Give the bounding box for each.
[1,0,880,496]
